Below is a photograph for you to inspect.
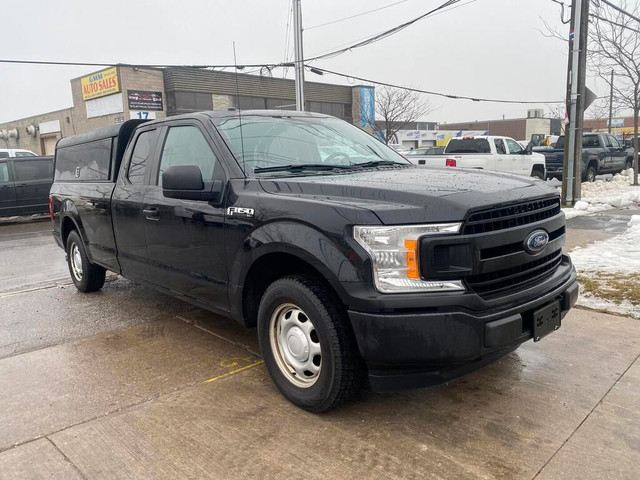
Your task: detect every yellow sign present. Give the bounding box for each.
[81,67,120,101]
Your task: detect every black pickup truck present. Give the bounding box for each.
[541,132,633,181]
[50,111,578,412]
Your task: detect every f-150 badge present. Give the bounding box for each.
[227,207,255,217]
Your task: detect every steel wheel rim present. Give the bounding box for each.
[269,303,322,388]
[588,170,595,182]
[70,243,83,281]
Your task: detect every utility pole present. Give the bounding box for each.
[562,0,589,206]
[293,0,305,111]
[608,70,614,133]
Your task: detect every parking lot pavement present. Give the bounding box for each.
[1,221,639,479]
[564,208,640,251]
[0,220,67,293]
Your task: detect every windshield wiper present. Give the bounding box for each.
[350,160,404,168]
[253,163,354,173]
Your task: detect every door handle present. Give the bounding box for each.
[143,207,159,221]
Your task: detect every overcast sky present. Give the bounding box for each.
[0,0,599,124]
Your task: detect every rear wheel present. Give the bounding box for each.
[258,275,362,412]
[66,230,106,292]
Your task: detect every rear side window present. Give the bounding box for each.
[445,138,491,154]
[158,126,217,187]
[494,139,506,154]
[14,159,54,182]
[0,152,9,159]
[582,136,600,148]
[128,129,157,185]
[0,162,10,182]
[14,151,36,157]
[55,138,112,181]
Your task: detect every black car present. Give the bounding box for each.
[0,156,53,217]
[49,112,578,412]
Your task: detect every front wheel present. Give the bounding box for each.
[585,165,597,183]
[625,159,633,170]
[258,275,362,412]
[66,230,106,292]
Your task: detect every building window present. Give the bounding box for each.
[236,96,267,110]
[266,98,296,110]
[173,91,213,111]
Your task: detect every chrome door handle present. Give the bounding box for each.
[143,207,159,221]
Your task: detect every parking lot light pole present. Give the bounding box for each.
[293,0,305,111]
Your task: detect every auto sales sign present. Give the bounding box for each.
[81,67,120,101]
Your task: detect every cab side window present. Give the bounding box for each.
[128,129,157,185]
[494,139,506,154]
[158,126,218,187]
[505,139,523,154]
[0,162,10,183]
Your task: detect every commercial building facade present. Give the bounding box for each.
[438,110,563,142]
[0,66,374,155]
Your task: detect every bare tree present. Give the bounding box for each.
[589,0,640,185]
[373,87,432,145]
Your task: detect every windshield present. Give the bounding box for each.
[212,115,409,175]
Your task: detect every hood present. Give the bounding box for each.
[259,166,559,224]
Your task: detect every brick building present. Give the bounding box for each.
[0,66,373,155]
[438,110,563,141]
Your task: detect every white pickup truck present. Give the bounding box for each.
[405,136,546,178]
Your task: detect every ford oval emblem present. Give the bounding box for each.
[524,230,549,254]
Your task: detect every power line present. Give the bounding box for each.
[0,59,289,70]
[305,0,411,30]
[306,65,565,104]
[596,0,640,23]
[304,0,462,63]
[305,0,477,62]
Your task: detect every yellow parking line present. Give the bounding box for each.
[204,360,264,384]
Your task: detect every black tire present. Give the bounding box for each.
[257,275,363,413]
[66,230,106,292]
[625,159,633,170]
[585,165,597,182]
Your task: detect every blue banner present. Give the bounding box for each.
[360,86,375,128]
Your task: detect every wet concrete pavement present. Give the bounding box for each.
[1,218,639,479]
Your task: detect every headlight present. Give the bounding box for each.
[353,223,466,293]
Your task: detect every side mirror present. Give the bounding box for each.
[525,143,533,155]
[162,165,223,202]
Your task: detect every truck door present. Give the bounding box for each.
[142,122,229,311]
[605,135,626,171]
[0,160,17,215]
[112,126,160,279]
[493,138,509,172]
[12,158,53,212]
[505,138,529,175]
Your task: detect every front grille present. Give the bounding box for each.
[466,249,563,297]
[463,198,561,235]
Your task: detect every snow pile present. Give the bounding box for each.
[570,221,640,319]
[562,169,640,218]
[570,224,640,274]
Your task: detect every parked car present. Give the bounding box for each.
[0,156,54,217]
[541,133,634,181]
[50,112,577,412]
[0,148,38,158]
[387,143,410,155]
[406,135,547,178]
[405,146,444,157]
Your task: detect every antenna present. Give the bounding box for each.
[232,42,247,177]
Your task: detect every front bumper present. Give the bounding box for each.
[348,262,578,391]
